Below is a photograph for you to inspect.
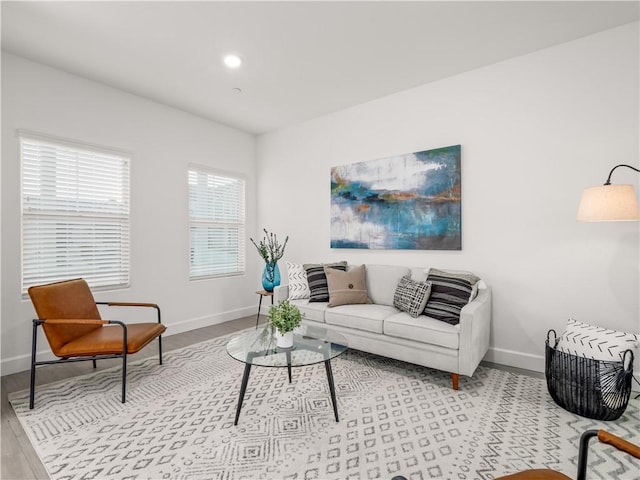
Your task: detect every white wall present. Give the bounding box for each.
[2,23,638,377]
[1,53,260,374]
[256,23,640,372]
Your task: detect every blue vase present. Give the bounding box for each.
[262,262,281,292]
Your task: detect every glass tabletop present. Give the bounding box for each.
[226,323,348,368]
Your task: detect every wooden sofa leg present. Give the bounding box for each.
[451,373,459,390]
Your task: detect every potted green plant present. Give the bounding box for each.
[268,300,302,348]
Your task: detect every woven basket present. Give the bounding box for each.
[545,329,634,421]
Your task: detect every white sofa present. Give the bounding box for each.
[274,264,492,390]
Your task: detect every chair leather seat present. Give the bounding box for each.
[57,323,167,357]
[496,469,572,480]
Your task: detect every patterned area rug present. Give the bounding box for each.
[10,330,640,480]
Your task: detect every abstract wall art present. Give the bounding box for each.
[330,145,461,250]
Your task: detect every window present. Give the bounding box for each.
[188,165,246,279]
[20,132,130,293]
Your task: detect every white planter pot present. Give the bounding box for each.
[275,330,294,348]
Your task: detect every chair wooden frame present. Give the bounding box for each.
[29,299,164,410]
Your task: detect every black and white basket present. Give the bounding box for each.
[545,329,634,421]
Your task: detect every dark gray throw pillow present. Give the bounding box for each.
[304,261,347,302]
[423,269,479,325]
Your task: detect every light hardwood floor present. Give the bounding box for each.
[1,315,256,480]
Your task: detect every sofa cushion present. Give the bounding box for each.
[393,276,432,318]
[304,261,347,302]
[384,311,460,349]
[286,262,310,300]
[326,264,370,307]
[325,304,397,334]
[423,268,480,325]
[365,265,411,306]
[289,299,327,323]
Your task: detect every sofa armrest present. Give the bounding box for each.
[274,284,289,303]
[457,287,492,376]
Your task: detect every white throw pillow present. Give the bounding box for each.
[556,318,638,363]
[286,261,310,300]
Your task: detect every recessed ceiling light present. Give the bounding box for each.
[223,54,242,69]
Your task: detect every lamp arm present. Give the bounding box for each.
[604,164,640,185]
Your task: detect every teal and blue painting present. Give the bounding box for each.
[330,145,461,250]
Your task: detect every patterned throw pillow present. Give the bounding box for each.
[325,264,370,307]
[423,269,480,325]
[556,319,639,363]
[393,276,432,318]
[286,262,310,300]
[304,261,347,303]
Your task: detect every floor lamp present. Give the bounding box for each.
[577,164,640,397]
[577,164,640,221]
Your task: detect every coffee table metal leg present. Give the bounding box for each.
[324,359,339,422]
[285,350,292,383]
[234,363,252,425]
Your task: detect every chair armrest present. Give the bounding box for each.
[457,287,492,376]
[96,302,162,323]
[274,284,289,303]
[98,302,158,308]
[35,318,108,326]
[598,430,640,459]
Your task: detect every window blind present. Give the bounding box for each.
[20,134,130,293]
[188,165,246,279]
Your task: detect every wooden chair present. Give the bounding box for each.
[496,430,640,480]
[28,278,166,409]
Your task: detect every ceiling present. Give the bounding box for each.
[2,1,638,135]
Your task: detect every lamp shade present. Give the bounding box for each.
[577,184,639,221]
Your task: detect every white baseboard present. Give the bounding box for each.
[163,306,255,337]
[1,350,58,378]
[483,346,545,373]
[0,306,256,377]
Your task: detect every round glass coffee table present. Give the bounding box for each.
[227,323,348,425]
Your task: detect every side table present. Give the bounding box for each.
[255,290,274,328]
